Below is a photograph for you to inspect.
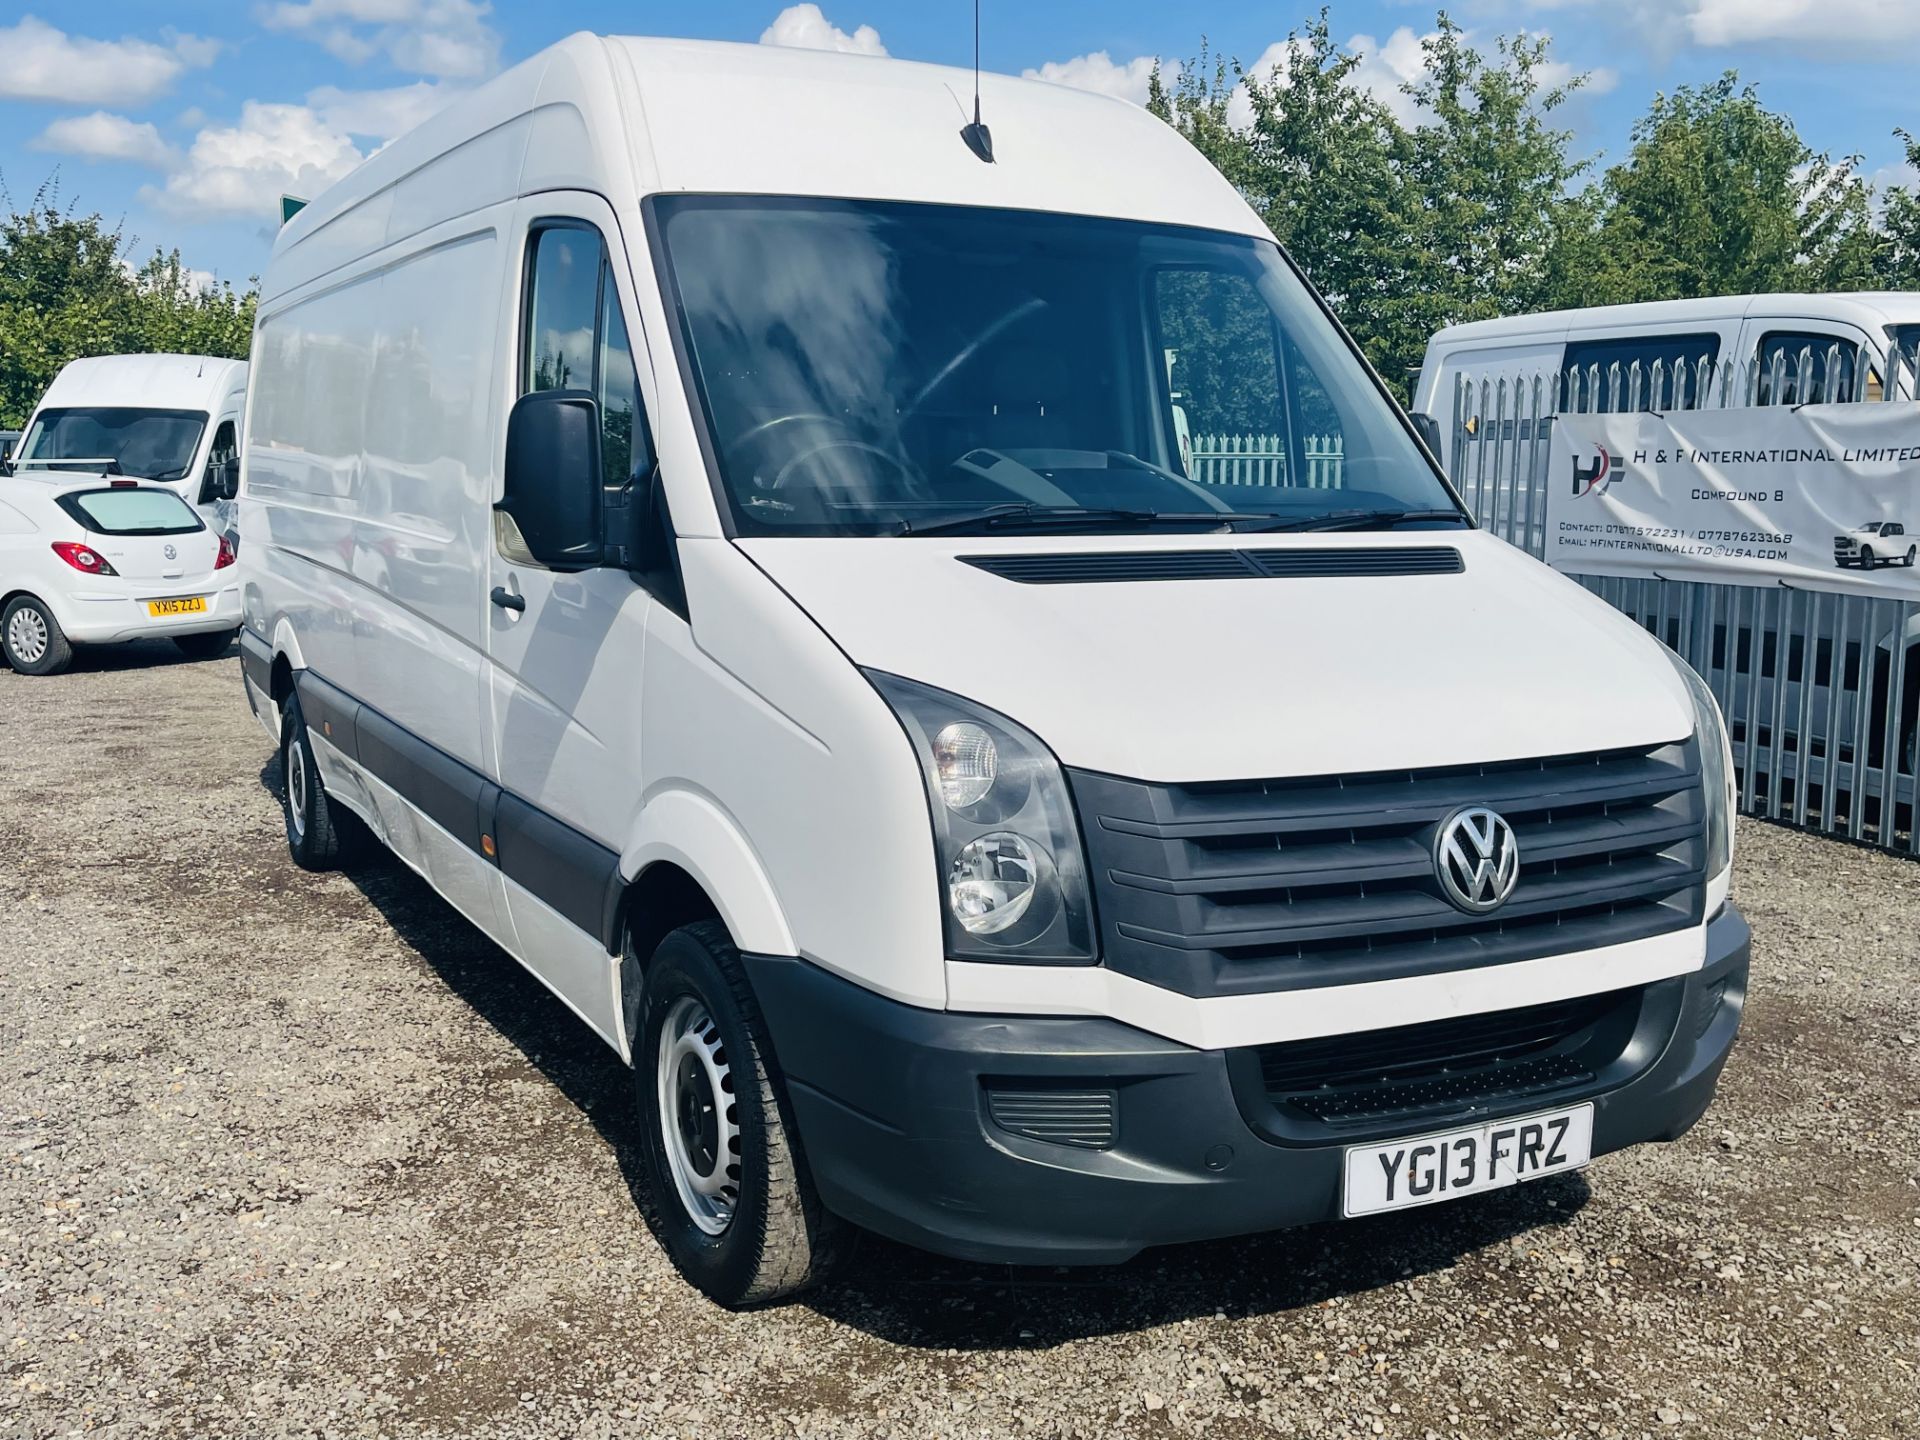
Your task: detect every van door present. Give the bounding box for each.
[198,416,240,536]
[484,195,657,1044]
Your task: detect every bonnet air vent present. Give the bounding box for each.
[1245,546,1465,578]
[960,547,1464,584]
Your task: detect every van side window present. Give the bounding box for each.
[1154,269,1290,483]
[1755,330,1863,406]
[522,224,654,500]
[1561,333,1721,412]
[200,420,237,504]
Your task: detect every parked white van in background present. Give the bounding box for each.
[1413,292,1920,420]
[237,34,1748,1307]
[10,355,248,533]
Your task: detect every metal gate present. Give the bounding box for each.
[1447,348,1920,854]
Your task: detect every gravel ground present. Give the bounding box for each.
[2,643,1917,1440]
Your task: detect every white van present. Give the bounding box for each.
[11,355,249,532]
[236,34,1748,1306]
[1413,292,1920,420]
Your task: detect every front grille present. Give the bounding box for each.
[1254,988,1640,1129]
[1069,741,1706,998]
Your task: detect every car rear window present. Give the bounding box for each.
[56,488,205,536]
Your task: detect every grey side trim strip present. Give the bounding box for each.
[495,793,620,940]
[239,627,273,696]
[294,669,361,764]
[288,667,621,948]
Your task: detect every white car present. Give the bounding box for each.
[1833,521,1916,570]
[0,475,241,675]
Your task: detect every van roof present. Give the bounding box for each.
[1429,293,1920,348]
[268,34,1265,301]
[31,354,248,414]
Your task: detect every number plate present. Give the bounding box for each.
[1342,1103,1594,1218]
[146,597,207,617]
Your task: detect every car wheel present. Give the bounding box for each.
[279,691,357,870]
[634,920,845,1307]
[2,595,74,676]
[1906,546,1915,568]
[1862,546,1876,570]
[173,628,238,660]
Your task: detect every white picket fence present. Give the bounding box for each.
[1188,433,1345,488]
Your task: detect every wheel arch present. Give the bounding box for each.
[613,788,796,960]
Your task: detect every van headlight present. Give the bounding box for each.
[867,671,1097,964]
[1663,646,1735,882]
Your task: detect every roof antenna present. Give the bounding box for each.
[959,0,994,163]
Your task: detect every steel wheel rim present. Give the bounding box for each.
[7,608,47,665]
[287,737,309,839]
[656,995,740,1235]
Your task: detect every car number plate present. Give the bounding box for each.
[146,597,207,617]
[1342,1103,1594,1218]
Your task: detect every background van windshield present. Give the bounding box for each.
[59,488,204,536]
[653,197,1455,536]
[18,408,208,482]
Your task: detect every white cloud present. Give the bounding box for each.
[146,103,364,222]
[0,17,216,106]
[29,113,178,169]
[1687,0,1920,45]
[1220,26,1614,130]
[262,0,499,79]
[759,4,886,56]
[306,81,461,140]
[1021,52,1171,107]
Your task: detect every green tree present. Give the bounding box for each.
[0,182,254,427]
[1391,20,1590,382]
[1880,130,1920,291]
[1565,75,1879,306]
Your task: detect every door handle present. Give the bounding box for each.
[490,585,526,613]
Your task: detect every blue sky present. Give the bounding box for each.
[2,0,1917,287]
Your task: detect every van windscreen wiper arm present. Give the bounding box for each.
[1248,508,1470,534]
[898,504,1276,535]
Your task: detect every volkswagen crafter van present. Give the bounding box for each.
[236,35,1748,1306]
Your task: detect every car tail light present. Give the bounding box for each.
[51,541,118,576]
[214,535,236,570]
[109,479,137,488]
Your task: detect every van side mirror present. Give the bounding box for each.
[500,389,603,569]
[1410,411,1443,461]
[213,456,241,501]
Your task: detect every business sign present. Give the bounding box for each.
[1547,404,1920,596]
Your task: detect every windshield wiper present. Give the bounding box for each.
[1246,508,1470,534]
[898,504,1273,536]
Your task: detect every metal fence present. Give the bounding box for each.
[1449,348,1920,855]
[1190,433,1344,488]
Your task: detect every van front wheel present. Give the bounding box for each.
[634,921,844,1306]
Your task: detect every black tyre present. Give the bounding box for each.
[633,920,844,1307]
[1862,545,1876,570]
[173,628,238,660]
[1905,545,1915,568]
[2,595,74,676]
[279,691,357,871]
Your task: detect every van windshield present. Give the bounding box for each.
[17,407,207,482]
[652,197,1459,537]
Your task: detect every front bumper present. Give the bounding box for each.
[747,906,1750,1266]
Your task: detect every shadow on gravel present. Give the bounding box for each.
[268,766,1593,1348]
[0,636,234,677]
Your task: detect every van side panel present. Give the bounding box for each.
[247,278,382,704]
[356,228,502,770]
